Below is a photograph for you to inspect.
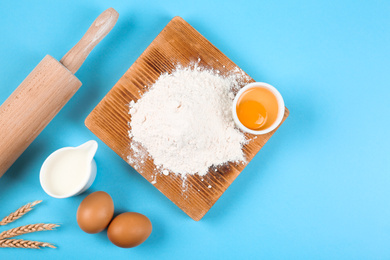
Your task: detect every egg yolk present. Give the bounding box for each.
[235,87,279,131]
[237,100,267,130]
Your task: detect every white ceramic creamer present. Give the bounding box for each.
[40,140,98,198]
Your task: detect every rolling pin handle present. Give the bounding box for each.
[60,8,119,74]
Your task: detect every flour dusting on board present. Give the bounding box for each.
[127,61,250,181]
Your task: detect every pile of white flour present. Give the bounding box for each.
[128,64,248,177]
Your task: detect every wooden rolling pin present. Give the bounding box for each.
[0,8,119,178]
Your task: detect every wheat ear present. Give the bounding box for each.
[0,200,42,226]
[0,223,59,239]
[0,239,56,249]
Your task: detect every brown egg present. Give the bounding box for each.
[77,191,114,234]
[107,212,152,248]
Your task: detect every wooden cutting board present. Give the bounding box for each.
[85,17,289,221]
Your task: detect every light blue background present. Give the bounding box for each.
[1,0,389,259]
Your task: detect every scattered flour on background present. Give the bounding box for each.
[127,62,250,178]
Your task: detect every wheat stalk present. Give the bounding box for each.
[0,200,42,226]
[0,223,59,239]
[0,239,56,249]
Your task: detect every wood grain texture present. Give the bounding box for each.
[85,17,289,221]
[0,55,81,178]
[0,8,119,178]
